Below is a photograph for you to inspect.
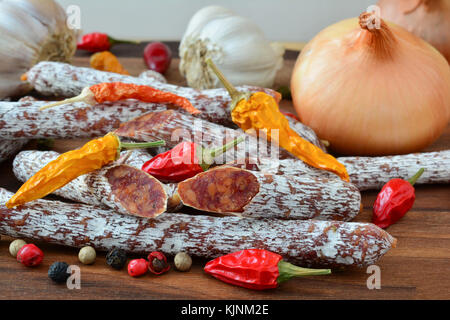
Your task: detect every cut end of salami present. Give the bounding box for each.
[177,167,260,213]
[105,164,168,218]
[114,110,176,141]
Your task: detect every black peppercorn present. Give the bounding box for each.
[48,262,70,283]
[106,247,127,270]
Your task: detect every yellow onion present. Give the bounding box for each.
[291,11,450,156]
[378,0,450,63]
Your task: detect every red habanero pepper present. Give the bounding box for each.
[39,82,200,115]
[280,110,300,122]
[142,136,244,182]
[204,249,331,290]
[77,32,139,52]
[373,168,425,229]
[148,251,170,275]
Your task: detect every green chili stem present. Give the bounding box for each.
[408,168,425,186]
[199,137,244,171]
[108,36,140,46]
[119,140,165,150]
[205,59,251,111]
[208,136,244,158]
[205,59,239,98]
[277,260,331,284]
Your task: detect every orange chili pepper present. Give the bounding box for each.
[90,51,130,75]
[39,82,200,115]
[5,133,164,208]
[206,59,349,181]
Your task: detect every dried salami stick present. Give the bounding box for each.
[114,110,294,163]
[0,188,396,268]
[119,150,361,221]
[338,150,450,190]
[13,151,260,216]
[25,61,280,127]
[0,100,166,139]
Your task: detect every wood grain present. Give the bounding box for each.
[0,45,449,300]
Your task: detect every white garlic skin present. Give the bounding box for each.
[179,6,285,89]
[0,0,77,99]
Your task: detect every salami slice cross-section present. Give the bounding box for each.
[177,166,260,213]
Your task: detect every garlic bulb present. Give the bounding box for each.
[0,0,77,99]
[179,6,285,89]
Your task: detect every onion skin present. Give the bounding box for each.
[291,14,450,156]
[377,0,450,63]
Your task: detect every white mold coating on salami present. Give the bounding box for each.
[0,100,167,139]
[338,150,450,190]
[120,151,361,221]
[0,188,396,268]
[26,62,280,127]
[242,171,361,221]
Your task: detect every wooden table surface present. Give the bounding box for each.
[0,44,449,300]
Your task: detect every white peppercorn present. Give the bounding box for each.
[9,239,26,257]
[78,246,96,264]
[174,252,192,272]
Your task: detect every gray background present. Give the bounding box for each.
[57,0,376,42]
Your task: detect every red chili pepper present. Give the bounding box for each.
[127,258,149,277]
[204,249,331,290]
[16,244,44,267]
[142,137,244,182]
[280,110,300,122]
[148,251,170,275]
[77,32,139,52]
[143,42,172,74]
[372,168,424,229]
[39,82,200,115]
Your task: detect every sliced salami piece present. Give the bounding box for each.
[114,110,293,162]
[177,166,260,213]
[0,187,396,268]
[90,164,169,218]
[0,100,166,139]
[25,61,281,127]
[338,150,450,190]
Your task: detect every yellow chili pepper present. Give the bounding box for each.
[206,59,349,181]
[5,133,165,208]
[90,51,130,75]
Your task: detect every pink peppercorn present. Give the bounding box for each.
[17,244,44,267]
[128,258,148,277]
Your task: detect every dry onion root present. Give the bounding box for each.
[291,10,450,156]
